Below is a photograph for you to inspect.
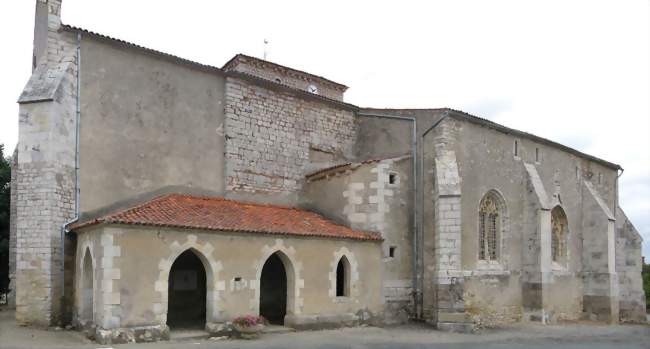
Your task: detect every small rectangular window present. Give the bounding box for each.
[234,277,242,282]
[598,173,602,184]
[514,140,519,157]
[389,173,397,185]
[535,148,540,162]
[389,246,397,258]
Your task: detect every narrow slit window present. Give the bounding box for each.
[389,246,396,258]
[336,257,350,297]
[535,148,540,162]
[514,140,519,157]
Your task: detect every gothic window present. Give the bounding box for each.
[336,256,350,297]
[551,206,568,264]
[478,192,503,261]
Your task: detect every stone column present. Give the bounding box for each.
[521,163,552,321]
[581,181,619,323]
[427,119,472,332]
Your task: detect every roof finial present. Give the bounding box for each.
[263,38,269,61]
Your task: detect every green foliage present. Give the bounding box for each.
[641,264,650,310]
[0,144,11,292]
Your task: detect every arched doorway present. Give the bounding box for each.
[167,249,207,329]
[260,253,288,325]
[80,248,94,322]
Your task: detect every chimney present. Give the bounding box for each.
[32,0,63,71]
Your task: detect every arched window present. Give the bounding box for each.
[551,206,568,264]
[336,256,350,297]
[478,191,504,261]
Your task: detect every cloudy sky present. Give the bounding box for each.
[1,1,648,256]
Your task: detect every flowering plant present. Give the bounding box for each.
[232,315,266,328]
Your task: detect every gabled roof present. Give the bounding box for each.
[222,53,348,91]
[69,194,381,242]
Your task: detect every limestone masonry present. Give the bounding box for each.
[9,0,645,344]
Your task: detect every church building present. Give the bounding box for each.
[9,0,646,344]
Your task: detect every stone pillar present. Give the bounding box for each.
[428,119,472,332]
[521,163,552,321]
[581,181,619,323]
[14,0,77,326]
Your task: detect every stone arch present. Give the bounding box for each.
[551,205,569,266]
[477,189,509,264]
[329,247,360,299]
[254,240,303,316]
[79,246,95,324]
[154,234,223,326]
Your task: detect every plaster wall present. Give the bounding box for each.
[75,226,382,330]
[78,37,226,215]
[304,159,414,323]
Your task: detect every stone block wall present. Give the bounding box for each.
[615,207,646,323]
[224,77,356,196]
[8,151,18,308]
[223,55,347,101]
[304,158,414,324]
[14,0,78,325]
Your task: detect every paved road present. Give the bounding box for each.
[1,309,648,349]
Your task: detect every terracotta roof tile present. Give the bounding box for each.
[69,194,381,242]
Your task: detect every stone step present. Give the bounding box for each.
[262,325,296,334]
[169,329,211,341]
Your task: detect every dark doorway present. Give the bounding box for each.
[167,250,206,329]
[259,253,287,325]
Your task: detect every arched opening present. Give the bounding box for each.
[336,256,350,297]
[167,249,207,329]
[260,253,288,325]
[551,206,569,265]
[80,248,94,322]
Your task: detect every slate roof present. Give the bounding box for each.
[69,194,381,242]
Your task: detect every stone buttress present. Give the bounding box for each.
[14,0,78,325]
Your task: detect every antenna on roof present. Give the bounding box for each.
[263,39,269,60]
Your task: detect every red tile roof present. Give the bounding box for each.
[69,194,381,242]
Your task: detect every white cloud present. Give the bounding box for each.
[1,0,648,256]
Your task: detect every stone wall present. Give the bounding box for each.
[14,0,78,325]
[304,158,415,324]
[223,55,347,101]
[73,225,382,343]
[224,77,356,200]
[7,150,18,308]
[615,207,646,323]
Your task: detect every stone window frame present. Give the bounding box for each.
[476,189,509,270]
[329,247,359,303]
[387,171,400,187]
[335,256,351,297]
[551,205,570,270]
